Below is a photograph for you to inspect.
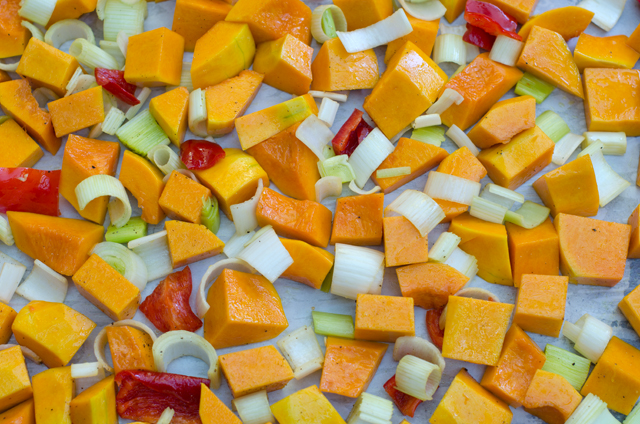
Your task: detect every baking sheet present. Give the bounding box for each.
[1,0,640,422]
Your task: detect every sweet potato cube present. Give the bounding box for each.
[364,41,447,138]
[333,0,392,30]
[204,269,288,349]
[372,137,448,193]
[620,285,640,338]
[354,294,415,343]
[0,301,16,344]
[574,34,640,72]
[254,34,313,95]
[0,399,35,423]
[331,193,384,246]
[172,0,231,51]
[430,369,513,424]
[442,296,514,366]
[256,187,332,247]
[0,0,29,58]
[523,370,582,424]
[165,220,225,268]
[124,28,184,87]
[0,346,32,412]
[583,68,640,136]
[383,216,429,267]
[159,170,211,224]
[581,337,640,415]
[482,0,535,23]
[320,337,387,398]
[480,324,546,407]
[514,274,567,338]
[149,87,189,146]
[629,205,640,258]
[0,118,43,168]
[628,23,640,53]
[200,384,242,424]
[60,135,120,224]
[517,26,583,99]
[32,366,74,424]
[271,385,346,424]
[105,325,155,374]
[311,38,379,91]
[48,85,105,137]
[119,151,166,225]
[385,15,438,63]
[532,155,599,217]
[441,53,523,131]
[555,213,631,287]
[506,218,559,287]
[69,375,117,424]
[518,6,593,42]
[477,126,554,190]
[467,96,536,149]
[396,263,468,310]
[205,70,263,136]
[280,238,334,289]
[48,0,97,25]
[191,21,255,89]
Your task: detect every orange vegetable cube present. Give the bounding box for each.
[0,346,32,412]
[119,150,166,225]
[0,118,43,168]
[396,263,469,310]
[271,385,346,424]
[574,34,640,72]
[383,216,429,267]
[32,366,74,424]
[518,6,593,42]
[354,294,415,343]
[48,85,105,137]
[280,238,334,289]
[482,0,536,23]
[254,34,313,95]
[442,296,514,366]
[629,205,640,258]
[385,15,438,63]
[506,218,559,287]
[0,399,35,423]
[311,38,379,91]
[0,0,29,58]
[514,274,568,338]
[619,285,640,338]
[124,28,184,87]
[171,0,231,51]
[441,0,466,23]
[105,325,155,374]
[48,0,97,26]
[165,220,225,268]
[333,0,392,30]
[523,370,582,424]
[628,23,640,53]
[0,301,16,344]
[200,383,242,424]
[0,70,9,82]
[331,193,384,246]
[159,170,211,224]
[219,345,294,398]
[467,96,536,149]
[149,87,189,146]
[555,213,631,287]
[69,375,117,424]
[320,337,387,398]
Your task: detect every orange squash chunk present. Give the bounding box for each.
[518,6,593,42]
[386,15,438,63]
[204,269,288,349]
[119,150,166,225]
[124,27,184,87]
[436,200,470,224]
[159,170,211,224]
[271,385,346,424]
[0,70,9,82]
[441,53,523,131]
[482,0,536,24]
[172,0,231,51]
[372,137,448,193]
[254,34,313,95]
[165,220,224,268]
[620,285,640,338]
[523,370,582,424]
[311,38,379,91]
[574,34,640,72]
[149,87,189,146]
[517,26,583,99]
[467,96,536,149]
[105,325,155,374]
[7,212,103,276]
[333,0,391,30]
[532,155,599,217]
[354,294,415,343]
[440,0,466,23]
[320,337,387,398]
[629,205,640,258]
[514,274,568,337]
[0,118,43,168]
[480,324,546,407]
[220,345,294,398]
[256,187,332,247]
[0,398,35,423]
[0,301,16,345]
[200,384,242,424]
[396,263,468,310]
[506,218,559,287]
[247,122,320,201]
[0,346,32,412]
[60,135,120,224]
[628,23,640,53]
[48,85,105,137]
[383,216,429,267]
[48,0,97,26]
[0,0,29,58]
[330,193,384,246]
[280,238,334,289]
[442,296,514,366]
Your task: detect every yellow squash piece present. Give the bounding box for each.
[200,383,242,424]
[514,274,568,338]
[105,325,155,374]
[620,285,640,338]
[354,294,415,343]
[0,398,35,423]
[119,151,166,225]
[32,366,74,424]
[0,346,32,412]
[149,87,189,146]
[165,220,225,268]
[396,262,469,310]
[48,86,105,137]
[311,38,379,91]
[254,34,313,95]
[386,15,438,62]
[333,0,392,30]
[383,216,429,267]
[0,119,43,168]
[124,27,184,87]
[270,385,346,424]
[574,34,640,71]
[159,170,211,224]
[69,376,117,424]
[0,0,29,58]
[280,238,334,289]
[506,218,559,287]
[518,6,593,41]
[523,370,582,424]
[48,0,97,26]
[467,96,536,149]
[0,301,17,344]
[171,0,231,51]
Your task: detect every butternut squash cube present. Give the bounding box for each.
[620,285,640,339]
[506,218,559,287]
[354,294,414,343]
[204,269,288,349]
[514,274,567,338]
[331,193,384,246]
[555,213,631,287]
[0,70,9,82]
[32,366,74,424]
[271,385,346,424]
[0,399,35,423]
[280,238,334,289]
[442,296,514,366]
[0,119,43,168]
[119,151,166,225]
[480,324,546,407]
[574,34,640,72]
[481,0,536,24]
[69,375,117,424]
[191,21,255,90]
[523,370,582,424]
[254,34,313,95]
[16,39,80,97]
[333,0,392,30]
[159,170,211,224]
[0,346,31,412]
[385,15,438,63]
[72,254,141,321]
[320,337,387,398]
[383,216,429,267]
[364,41,447,139]
[172,0,231,51]
[48,86,105,137]
[105,325,155,374]
[0,0,29,58]
[518,6,593,42]
[48,0,97,26]
[441,0,467,23]
[200,383,242,424]
[311,38,379,91]
[467,96,536,149]
[0,301,16,345]
[629,205,640,258]
[628,23,640,53]
[149,87,189,146]
[396,263,469,310]
[430,369,513,424]
[219,345,294,398]
[124,28,184,87]
[12,301,95,367]
[477,126,554,190]
[165,220,225,268]
[581,337,640,415]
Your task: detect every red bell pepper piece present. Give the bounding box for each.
[115,370,209,424]
[139,266,203,333]
[426,308,445,350]
[464,0,522,41]
[463,23,497,51]
[0,168,60,216]
[332,109,373,156]
[94,68,140,106]
[383,375,423,417]
[180,140,226,171]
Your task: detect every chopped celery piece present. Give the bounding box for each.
[542,345,590,392]
[105,217,147,244]
[411,126,445,146]
[515,72,555,104]
[321,9,337,39]
[536,110,571,143]
[116,109,170,156]
[201,196,220,234]
[312,311,354,339]
[318,155,356,183]
[320,267,333,293]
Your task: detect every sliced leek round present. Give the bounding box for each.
[45,19,96,49]
[94,319,157,373]
[75,175,132,228]
[311,5,347,43]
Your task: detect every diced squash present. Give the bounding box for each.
[256,187,332,247]
[518,7,593,41]
[119,150,166,225]
[271,385,346,424]
[320,337,387,398]
[59,135,120,224]
[629,205,640,258]
[32,366,74,424]
[0,301,17,344]
[506,218,559,287]
[159,170,211,224]
[385,15,438,62]
[0,119,43,168]
[280,238,334,289]
[171,0,231,51]
[372,137,448,193]
[396,263,468,310]
[354,294,414,343]
[574,34,640,71]
[555,213,631,287]
[467,96,536,149]
[48,86,105,137]
[436,199,470,224]
[442,296,514,366]
[330,193,384,246]
[440,0,466,23]
[105,325,155,374]
[383,216,429,267]
[628,24,640,53]
[219,345,294,398]
[165,220,225,268]
[482,0,536,23]
[0,0,29,58]
[514,274,568,338]
[333,0,392,30]
[523,370,582,424]
[48,0,97,26]
[0,346,31,412]
[311,38,379,91]
[124,28,184,87]
[69,376,117,424]
[0,399,35,423]
[149,87,189,146]
[12,301,95,368]
[620,285,640,338]
[254,34,313,95]
[204,269,288,349]
[7,212,104,276]
[200,383,242,424]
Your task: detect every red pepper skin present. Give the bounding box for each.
[383,375,423,417]
[139,266,203,333]
[0,168,60,216]
[331,109,373,156]
[94,68,140,106]
[180,140,226,170]
[464,0,522,40]
[426,308,445,350]
[115,370,209,424]
[463,23,497,51]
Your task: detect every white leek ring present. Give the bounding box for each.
[188,88,208,137]
[45,19,95,49]
[348,180,381,195]
[94,319,157,374]
[70,362,102,379]
[393,336,446,372]
[96,0,107,20]
[125,87,151,120]
[315,176,342,203]
[75,175,132,228]
[32,87,59,109]
[230,179,263,235]
[439,288,500,330]
[311,5,347,43]
[116,30,129,57]
[21,21,44,42]
[0,60,19,72]
[0,344,43,364]
[398,0,446,20]
[395,354,442,401]
[196,258,256,318]
[162,169,199,184]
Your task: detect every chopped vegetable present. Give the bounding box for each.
[180,139,225,171]
[311,5,347,43]
[355,294,415,343]
[523,370,583,424]
[562,314,613,363]
[95,68,139,105]
[464,0,521,40]
[346,392,394,423]
[312,311,355,339]
[105,217,147,244]
[336,9,413,53]
[541,345,591,391]
[330,243,385,299]
[296,115,334,160]
[432,34,466,66]
[383,375,423,418]
[515,72,555,103]
[116,110,170,156]
[385,189,444,237]
[463,23,496,51]
[0,168,60,216]
[128,230,173,283]
[276,325,324,379]
[411,126,446,146]
[332,109,373,157]
[583,132,627,156]
[395,354,441,401]
[105,325,155,374]
[232,391,275,424]
[489,34,524,67]
[426,308,445,349]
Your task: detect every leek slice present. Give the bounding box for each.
[465,42,480,62]
[428,232,461,263]
[337,9,412,53]
[232,391,275,424]
[427,89,464,116]
[91,242,148,290]
[376,167,410,179]
[147,144,184,175]
[446,125,479,156]
[128,231,172,282]
[277,326,324,379]
[395,355,441,401]
[393,336,445,372]
[397,0,446,21]
[489,35,524,67]
[515,72,555,104]
[71,362,102,379]
[318,97,339,127]
[424,171,481,205]
[348,180,382,195]
[563,314,613,363]
[33,88,59,109]
[75,175,132,228]
[577,0,625,32]
[0,262,27,303]
[347,392,394,424]
[412,114,442,129]
[166,62,193,92]
[552,133,585,165]
[231,179,263,235]
[348,128,395,188]
[105,217,147,244]
[296,115,335,160]
[65,67,94,97]
[103,0,146,41]
[98,41,125,68]
[124,87,151,120]
[444,247,478,280]
[433,34,466,66]
[117,109,170,156]
[542,345,590,391]
[318,155,357,183]
[18,0,56,26]
[315,176,342,203]
[385,189,444,237]
[94,319,157,373]
[625,403,640,424]
[583,132,626,156]
[565,393,608,424]
[536,110,571,143]
[188,88,208,137]
[15,260,68,303]
[223,232,255,259]
[196,258,256,318]
[0,60,18,72]
[201,196,220,235]
[157,408,174,424]
[480,183,524,208]
[311,5,347,43]
[117,31,129,56]
[411,126,445,146]
[331,243,385,299]
[577,141,630,207]
[470,196,507,224]
[309,90,348,102]
[312,311,355,339]
[504,200,550,229]
[237,226,293,283]
[21,21,44,42]
[101,107,126,135]
[69,38,120,70]
[0,214,14,246]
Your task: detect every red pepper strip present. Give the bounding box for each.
[139,266,203,333]
[464,0,522,40]
[426,308,445,350]
[383,375,423,417]
[331,109,373,156]
[115,370,209,424]
[0,168,60,216]
[94,68,140,106]
[463,23,497,51]
[180,140,226,170]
